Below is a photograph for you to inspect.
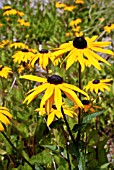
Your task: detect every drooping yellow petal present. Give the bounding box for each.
[23,83,49,104]
[66,49,77,69]
[0,114,10,125]
[62,83,89,99]
[0,110,12,119]
[40,84,54,108]
[59,85,83,108]
[45,94,54,114]
[54,86,62,111]
[0,123,4,131]
[91,46,114,56]
[84,49,101,70]
[20,75,47,83]
[47,112,55,126]
[87,49,110,66]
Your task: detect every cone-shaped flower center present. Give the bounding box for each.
[0,66,4,71]
[73,37,87,49]
[4,8,11,11]
[21,49,29,52]
[15,40,21,42]
[92,79,100,84]
[39,49,48,53]
[82,100,90,105]
[47,75,63,84]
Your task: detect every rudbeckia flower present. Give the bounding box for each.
[16,11,24,16]
[9,41,28,49]
[55,2,66,8]
[18,63,33,74]
[104,24,114,33]
[0,65,12,78]
[2,6,11,10]
[17,19,30,26]
[75,100,100,113]
[84,79,112,94]
[75,0,84,4]
[0,106,12,131]
[53,36,114,72]
[35,103,77,126]
[3,9,17,16]
[12,49,35,64]
[64,5,76,12]
[30,49,59,69]
[69,18,82,27]
[20,75,89,113]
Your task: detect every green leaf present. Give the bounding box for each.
[72,123,86,133]
[78,152,86,170]
[42,145,58,152]
[82,111,104,123]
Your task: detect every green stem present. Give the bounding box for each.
[61,107,76,145]
[62,127,72,170]
[77,63,82,141]
[2,132,35,170]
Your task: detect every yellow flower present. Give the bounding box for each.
[30,49,58,69]
[64,5,76,12]
[18,63,33,74]
[75,0,84,4]
[65,32,73,37]
[55,2,66,8]
[35,103,77,126]
[9,41,28,49]
[84,79,112,94]
[69,18,82,27]
[104,25,112,33]
[75,100,100,113]
[12,49,35,64]
[2,6,11,10]
[17,19,30,26]
[104,24,114,33]
[0,65,12,78]
[72,26,80,32]
[53,36,114,72]
[0,106,12,131]
[74,31,83,37]
[20,75,89,113]
[0,23,4,27]
[3,9,17,16]
[1,39,10,46]
[16,11,24,17]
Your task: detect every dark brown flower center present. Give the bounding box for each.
[39,49,48,53]
[0,66,4,71]
[21,49,29,52]
[4,8,11,11]
[15,40,20,42]
[73,37,87,49]
[82,100,90,105]
[92,79,100,84]
[52,105,57,109]
[47,75,63,84]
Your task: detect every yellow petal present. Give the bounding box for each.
[20,75,47,82]
[45,94,54,114]
[59,85,83,108]
[40,84,54,108]
[54,86,62,111]
[47,112,55,126]
[62,83,89,99]
[0,122,4,131]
